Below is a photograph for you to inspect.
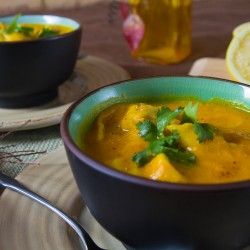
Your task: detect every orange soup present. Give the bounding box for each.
[0,15,74,42]
[82,100,250,184]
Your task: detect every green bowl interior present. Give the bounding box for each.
[68,76,250,145]
[0,15,80,29]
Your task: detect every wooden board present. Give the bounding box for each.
[0,147,125,250]
[189,57,232,80]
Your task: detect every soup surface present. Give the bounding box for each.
[0,15,74,42]
[82,100,250,184]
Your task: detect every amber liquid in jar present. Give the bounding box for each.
[129,0,192,64]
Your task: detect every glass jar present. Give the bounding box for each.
[121,0,192,64]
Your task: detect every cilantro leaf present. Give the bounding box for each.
[162,130,180,147]
[156,107,182,136]
[132,138,196,167]
[147,131,180,155]
[164,147,196,165]
[194,122,214,143]
[183,102,198,123]
[132,150,150,167]
[148,139,166,156]
[133,102,214,168]
[4,14,34,36]
[132,139,168,166]
[137,120,157,141]
[5,14,21,34]
[17,26,34,36]
[39,28,59,38]
[133,131,184,166]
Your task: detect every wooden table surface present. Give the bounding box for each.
[37,0,250,78]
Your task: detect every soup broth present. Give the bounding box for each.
[0,18,74,42]
[82,100,250,184]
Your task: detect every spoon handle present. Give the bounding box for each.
[0,172,103,250]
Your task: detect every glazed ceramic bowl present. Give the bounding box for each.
[0,15,81,108]
[61,76,250,250]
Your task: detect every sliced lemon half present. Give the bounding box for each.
[226,28,250,84]
[233,22,250,37]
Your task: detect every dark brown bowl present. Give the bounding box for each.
[0,15,81,108]
[61,76,250,250]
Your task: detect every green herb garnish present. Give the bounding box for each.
[183,102,198,122]
[17,26,34,36]
[5,14,34,36]
[132,130,195,167]
[137,120,157,141]
[132,102,215,167]
[156,107,182,136]
[39,27,59,38]
[5,14,21,34]
[184,102,215,142]
[164,147,196,165]
[194,122,214,143]
[132,150,150,167]
[148,131,180,152]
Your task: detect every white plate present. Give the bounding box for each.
[0,55,130,132]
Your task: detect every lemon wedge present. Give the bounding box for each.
[233,22,250,37]
[226,27,250,84]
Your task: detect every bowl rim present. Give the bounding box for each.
[60,75,250,192]
[0,14,82,44]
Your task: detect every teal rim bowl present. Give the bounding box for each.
[61,76,250,249]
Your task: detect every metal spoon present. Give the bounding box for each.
[0,172,104,250]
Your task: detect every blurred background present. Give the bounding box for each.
[0,0,249,77]
[0,0,101,13]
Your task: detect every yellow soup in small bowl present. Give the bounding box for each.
[0,14,74,42]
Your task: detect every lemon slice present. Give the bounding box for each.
[233,22,250,37]
[226,28,250,84]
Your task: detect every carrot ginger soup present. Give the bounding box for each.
[81,100,250,184]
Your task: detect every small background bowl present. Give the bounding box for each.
[0,15,81,108]
[61,76,250,250]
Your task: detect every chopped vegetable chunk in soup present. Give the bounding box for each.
[82,100,250,184]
